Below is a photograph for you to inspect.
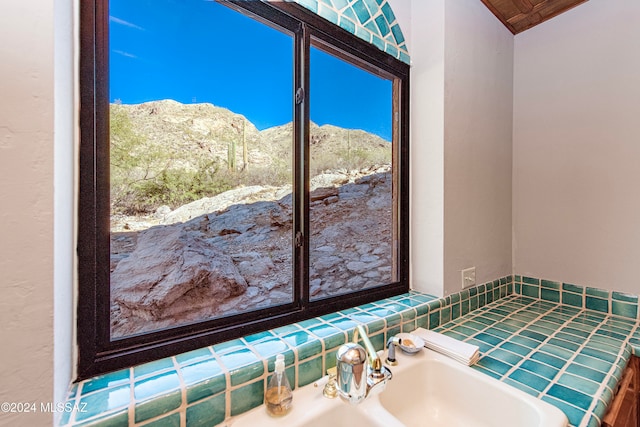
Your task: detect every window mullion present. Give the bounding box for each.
[294,22,310,307]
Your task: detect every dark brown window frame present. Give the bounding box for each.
[78,0,410,380]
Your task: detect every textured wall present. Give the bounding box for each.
[0,0,55,425]
[402,0,446,297]
[404,0,514,297]
[442,0,514,296]
[513,0,640,294]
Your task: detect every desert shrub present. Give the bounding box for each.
[243,158,292,187]
[110,108,236,214]
[132,158,235,211]
[109,105,391,215]
[310,141,391,176]
[110,107,160,213]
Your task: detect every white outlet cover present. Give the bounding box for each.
[461,267,476,289]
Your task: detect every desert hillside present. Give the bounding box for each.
[109,100,394,337]
[110,100,391,216]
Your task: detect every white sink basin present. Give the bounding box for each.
[379,350,568,427]
[228,348,568,427]
[227,372,395,427]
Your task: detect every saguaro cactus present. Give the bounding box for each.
[347,129,352,172]
[242,119,248,171]
[229,119,247,172]
[227,139,236,172]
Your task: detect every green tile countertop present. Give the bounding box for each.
[435,294,640,427]
[58,275,640,427]
[58,290,450,427]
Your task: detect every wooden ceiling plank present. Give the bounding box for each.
[506,0,552,24]
[511,0,535,14]
[482,0,589,34]
[514,0,589,33]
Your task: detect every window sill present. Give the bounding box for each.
[59,277,512,426]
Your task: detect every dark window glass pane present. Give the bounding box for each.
[109,0,294,337]
[309,42,396,301]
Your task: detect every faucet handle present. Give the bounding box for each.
[353,325,383,373]
[336,327,393,404]
[386,336,401,366]
[323,367,338,399]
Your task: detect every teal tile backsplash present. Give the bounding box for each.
[286,0,410,63]
[60,274,640,427]
[61,276,512,427]
[514,275,639,320]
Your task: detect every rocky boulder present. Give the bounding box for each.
[111,225,247,321]
[161,185,291,225]
[110,167,394,337]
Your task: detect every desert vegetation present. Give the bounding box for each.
[109,100,391,216]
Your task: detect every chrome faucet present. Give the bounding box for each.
[336,325,392,404]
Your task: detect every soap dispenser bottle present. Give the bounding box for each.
[265,354,293,417]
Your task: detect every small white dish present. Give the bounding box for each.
[396,333,425,354]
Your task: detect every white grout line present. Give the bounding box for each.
[439,294,637,427]
[576,321,640,427]
[128,367,136,427]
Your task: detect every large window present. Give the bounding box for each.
[78,0,409,378]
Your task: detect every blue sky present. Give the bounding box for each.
[109,0,392,141]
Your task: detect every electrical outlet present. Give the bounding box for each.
[461,267,476,289]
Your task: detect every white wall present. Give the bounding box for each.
[442,0,513,296]
[513,0,640,294]
[401,0,513,297]
[0,1,57,425]
[399,0,447,297]
[54,0,76,413]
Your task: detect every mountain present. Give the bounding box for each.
[111,100,391,185]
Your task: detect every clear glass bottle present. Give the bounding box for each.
[265,354,293,417]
